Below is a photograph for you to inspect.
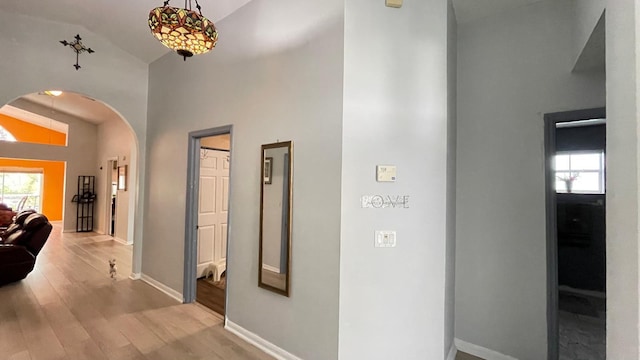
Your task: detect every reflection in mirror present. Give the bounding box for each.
[259,141,293,296]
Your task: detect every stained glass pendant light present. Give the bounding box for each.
[148,0,218,61]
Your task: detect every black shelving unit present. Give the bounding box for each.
[72,176,96,232]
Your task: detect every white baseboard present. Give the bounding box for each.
[129,272,141,280]
[225,320,302,360]
[262,264,280,273]
[455,338,518,360]
[140,273,183,303]
[112,236,129,245]
[447,343,457,360]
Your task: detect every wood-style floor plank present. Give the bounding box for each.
[0,286,31,359]
[196,277,225,315]
[0,225,272,360]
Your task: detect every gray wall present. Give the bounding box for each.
[144,0,344,358]
[339,0,452,358]
[604,0,639,357]
[455,1,605,359]
[445,0,458,356]
[574,0,605,64]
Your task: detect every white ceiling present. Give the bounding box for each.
[10,92,117,125]
[452,0,544,24]
[0,0,252,64]
[0,91,120,136]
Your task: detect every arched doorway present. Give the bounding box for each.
[0,90,140,276]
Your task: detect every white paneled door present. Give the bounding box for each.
[197,148,229,277]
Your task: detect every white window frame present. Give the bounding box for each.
[554,150,605,194]
[0,169,44,212]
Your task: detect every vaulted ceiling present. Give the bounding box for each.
[0,0,548,124]
[0,0,544,64]
[0,0,251,64]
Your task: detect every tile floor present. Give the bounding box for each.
[559,290,606,360]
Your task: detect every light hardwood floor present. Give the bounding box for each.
[0,224,273,360]
[2,224,484,360]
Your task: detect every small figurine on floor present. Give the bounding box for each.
[109,258,117,279]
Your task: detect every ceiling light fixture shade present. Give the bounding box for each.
[148,0,218,61]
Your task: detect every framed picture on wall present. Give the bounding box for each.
[263,157,273,184]
[118,165,127,191]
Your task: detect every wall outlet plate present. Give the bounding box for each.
[375,231,396,248]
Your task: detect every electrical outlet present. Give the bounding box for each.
[375,231,397,248]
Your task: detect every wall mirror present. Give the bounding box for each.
[259,141,293,296]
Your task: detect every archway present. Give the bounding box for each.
[0,89,140,276]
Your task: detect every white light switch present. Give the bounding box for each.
[376,165,397,182]
[375,231,397,248]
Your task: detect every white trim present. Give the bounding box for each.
[140,273,183,303]
[129,272,141,280]
[455,338,519,360]
[446,343,457,360]
[111,236,129,245]
[262,264,281,273]
[225,320,302,360]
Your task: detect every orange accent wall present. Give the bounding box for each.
[0,114,66,146]
[0,158,65,221]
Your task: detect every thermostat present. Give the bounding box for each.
[376,165,397,182]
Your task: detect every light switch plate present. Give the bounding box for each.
[375,231,397,248]
[385,0,403,8]
[376,165,397,182]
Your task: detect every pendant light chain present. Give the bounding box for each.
[163,0,202,14]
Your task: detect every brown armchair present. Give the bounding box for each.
[0,211,52,286]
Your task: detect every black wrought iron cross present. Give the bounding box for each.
[60,34,95,70]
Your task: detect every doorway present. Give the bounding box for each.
[183,126,232,318]
[545,108,606,360]
[105,159,118,236]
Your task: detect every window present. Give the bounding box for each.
[0,171,43,211]
[0,125,16,142]
[554,151,605,194]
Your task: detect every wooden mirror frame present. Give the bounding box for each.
[258,141,293,296]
